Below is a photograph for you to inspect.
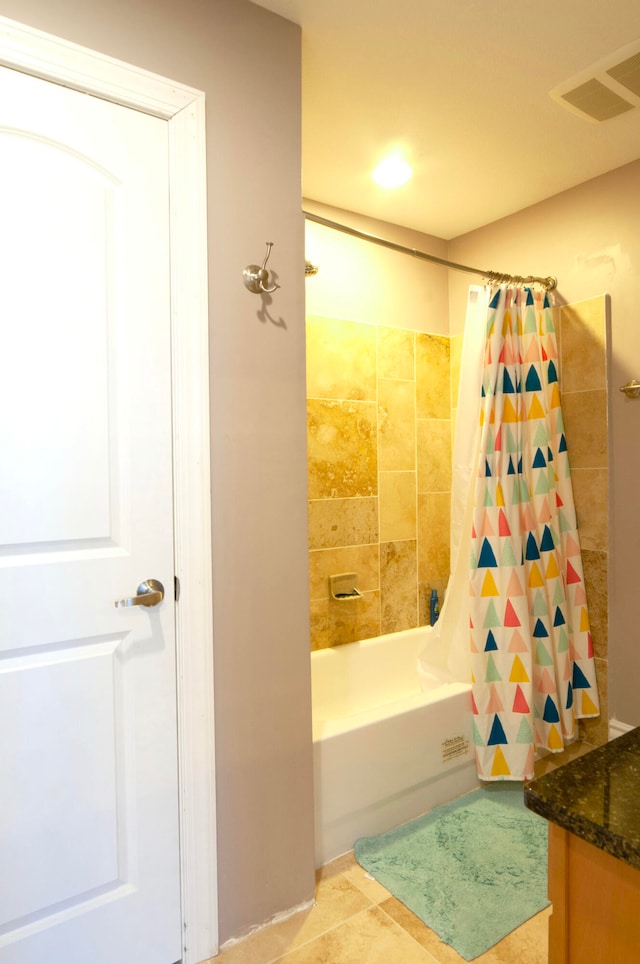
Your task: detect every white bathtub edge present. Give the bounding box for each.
[312,681,470,742]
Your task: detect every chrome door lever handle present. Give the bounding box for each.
[115,579,165,608]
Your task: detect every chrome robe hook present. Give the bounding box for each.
[243,242,280,294]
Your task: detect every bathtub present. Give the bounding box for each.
[311,626,478,867]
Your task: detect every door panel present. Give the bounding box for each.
[0,134,113,545]
[0,66,181,964]
[1,640,121,921]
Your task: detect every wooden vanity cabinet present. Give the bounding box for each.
[548,821,640,963]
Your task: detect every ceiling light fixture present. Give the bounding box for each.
[371,155,412,189]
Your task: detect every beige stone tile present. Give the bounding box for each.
[377,896,465,963]
[215,873,374,964]
[379,471,417,542]
[307,399,378,500]
[580,656,609,747]
[378,326,415,381]
[309,544,379,601]
[379,896,550,964]
[306,315,377,401]
[309,598,331,651]
[275,905,440,964]
[559,297,607,394]
[417,419,452,494]
[309,592,381,650]
[561,389,607,469]
[318,851,392,905]
[418,493,451,584]
[377,898,469,964]
[308,497,379,550]
[380,540,418,634]
[416,333,450,419]
[449,334,463,409]
[378,378,416,471]
[582,549,608,660]
[570,468,608,551]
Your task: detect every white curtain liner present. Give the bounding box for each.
[418,285,489,689]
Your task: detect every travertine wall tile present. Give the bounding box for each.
[418,492,450,584]
[561,389,607,469]
[558,295,609,748]
[582,549,608,661]
[417,419,452,493]
[306,315,377,401]
[307,399,377,499]
[309,593,381,650]
[380,540,418,635]
[308,497,378,550]
[377,326,415,380]
[559,297,607,393]
[377,378,416,470]
[570,468,608,551]
[416,333,450,418]
[379,471,416,542]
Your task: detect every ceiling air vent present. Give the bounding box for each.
[560,78,634,121]
[607,51,640,97]
[551,39,640,122]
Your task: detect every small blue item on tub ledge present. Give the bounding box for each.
[429,589,440,625]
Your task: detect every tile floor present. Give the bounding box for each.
[211,742,594,964]
[212,850,551,964]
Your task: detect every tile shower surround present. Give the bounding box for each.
[557,296,609,748]
[306,298,608,750]
[307,316,451,650]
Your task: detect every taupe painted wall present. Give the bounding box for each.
[449,159,640,730]
[304,200,449,332]
[0,0,315,944]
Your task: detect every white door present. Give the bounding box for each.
[0,65,181,964]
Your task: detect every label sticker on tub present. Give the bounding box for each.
[442,735,470,763]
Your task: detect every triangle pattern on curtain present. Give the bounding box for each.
[469,287,599,782]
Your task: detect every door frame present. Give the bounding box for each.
[0,16,217,964]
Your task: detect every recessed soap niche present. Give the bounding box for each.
[329,573,362,600]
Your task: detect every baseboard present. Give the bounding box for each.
[609,718,635,741]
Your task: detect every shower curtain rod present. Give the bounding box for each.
[303,211,557,291]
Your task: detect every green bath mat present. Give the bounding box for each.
[354,784,550,961]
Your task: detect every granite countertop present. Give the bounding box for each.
[524,727,640,871]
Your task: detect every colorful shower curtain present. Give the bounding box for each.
[470,286,599,781]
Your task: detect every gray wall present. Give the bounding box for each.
[0,0,316,944]
[449,158,640,732]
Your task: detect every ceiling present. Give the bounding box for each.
[252,0,640,239]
